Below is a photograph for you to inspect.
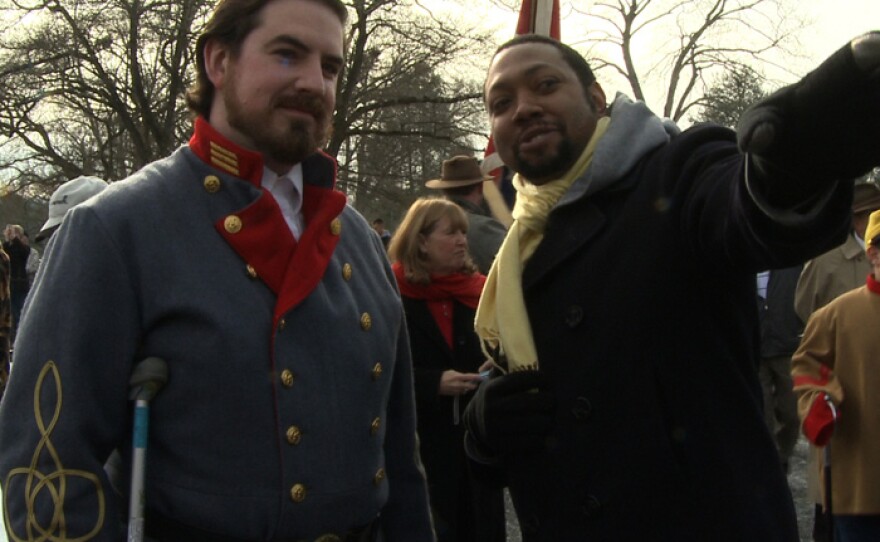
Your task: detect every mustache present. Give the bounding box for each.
[519,119,562,132]
[275,94,327,118]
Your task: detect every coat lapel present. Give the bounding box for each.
[522,200,606,289]
[403,298,453,358]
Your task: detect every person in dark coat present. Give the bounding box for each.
[463,33,880,541]
[0,245,10,401]
[389,197,505,542]
[757,265,804,473]
[2,224,30,340]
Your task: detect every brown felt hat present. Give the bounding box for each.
[425,156,492,189]
[852,180,880,214]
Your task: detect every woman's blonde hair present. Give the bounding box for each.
[388,197,476,285]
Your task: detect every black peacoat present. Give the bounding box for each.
[482,124,852,541]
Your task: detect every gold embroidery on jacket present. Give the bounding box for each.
[4,361,105,541]
[209,142,240,176]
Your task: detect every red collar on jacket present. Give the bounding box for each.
[867,273,880,295]
[189,117,264,186]
[188,117,348,321]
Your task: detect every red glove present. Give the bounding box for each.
[802,394,837,447]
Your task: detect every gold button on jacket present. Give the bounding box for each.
[359,313,372,331]
[223,215,242,234]
[371,362,383,381]
[286,425,302,445]
[373,468,386,486]
[203,175,221,193]
[290,483,306,502]
[280,369,295,388]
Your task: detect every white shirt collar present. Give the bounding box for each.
[261,164,305,239]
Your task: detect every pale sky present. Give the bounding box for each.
[797,0,879,61]
[426,0,878,122]
[444,0,880,67]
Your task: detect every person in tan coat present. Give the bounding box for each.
[792,207,880,542]
[793,172,880,541]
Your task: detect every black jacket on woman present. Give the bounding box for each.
[402,296,505,542]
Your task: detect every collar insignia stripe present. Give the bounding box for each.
[209,142,240,175]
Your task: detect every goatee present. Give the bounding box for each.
[514,137,577,183]
[225,86,331,165]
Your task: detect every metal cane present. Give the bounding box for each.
[822,393,838,542]
[127,357,169,542]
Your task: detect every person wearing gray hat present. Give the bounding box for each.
[426,156,508,274]
[35,175,109,242]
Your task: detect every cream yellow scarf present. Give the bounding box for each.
[475,117,610,372]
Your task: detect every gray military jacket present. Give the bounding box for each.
[0,119,434,542]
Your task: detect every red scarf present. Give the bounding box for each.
[392,262,485,308]
[867,273,880,295]
[393,262,485,347]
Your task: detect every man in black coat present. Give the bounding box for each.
[757,266,804,474]
[464,32,880,541]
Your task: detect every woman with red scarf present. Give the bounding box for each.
[389,198,506,542]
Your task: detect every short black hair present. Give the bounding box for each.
[491,34,596,97]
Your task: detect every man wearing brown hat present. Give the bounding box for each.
[794,170,880,541]
[426,156,507,274]
[796,173,880,322]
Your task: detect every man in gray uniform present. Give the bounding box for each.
[0,0,434,541]
[426,156,507,274]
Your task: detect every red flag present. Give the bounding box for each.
[482,0,562,216]
[516,0,561,38]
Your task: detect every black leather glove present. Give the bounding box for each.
[463,370,555,457]
[737,31,880,206]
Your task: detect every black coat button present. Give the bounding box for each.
[582,495,602,518]
[565,305,584,327]
[571,396,592,421]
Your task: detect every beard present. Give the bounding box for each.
[223,77,331,166]
[512,136,578,184]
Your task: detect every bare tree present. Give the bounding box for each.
[571,0,804,122]
[0,0,491,218]
[0,0,207,194]
[333,0,491,222]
